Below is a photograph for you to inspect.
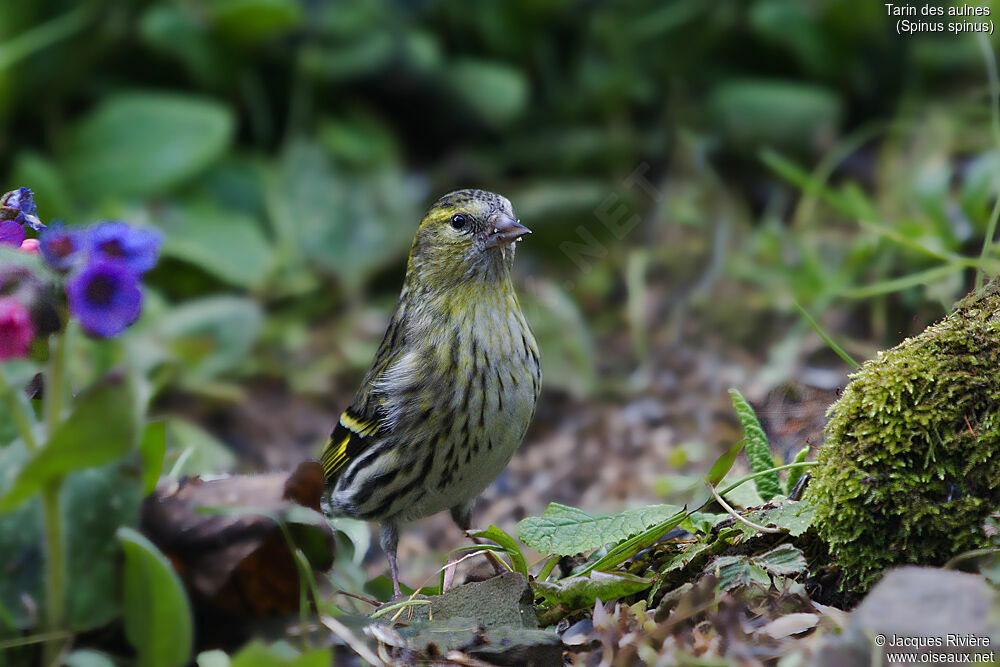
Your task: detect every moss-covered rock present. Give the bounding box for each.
[810,279,1000,592]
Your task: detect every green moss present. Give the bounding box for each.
[810,279,1000,592]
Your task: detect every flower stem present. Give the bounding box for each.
[41,331,68,665]
[0,364,38,451]
[41,480,65,664]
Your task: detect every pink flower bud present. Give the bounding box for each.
[0,297,35,359]
[19,238,40,254]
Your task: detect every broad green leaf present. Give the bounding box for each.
[10,151,74,222]
[159,203,274,288]
[209,0,303,43]
[658,540,716,575]
[742,501,816,538]
[140,421,166,494]
[517,502,683,556]
[583,507,688,574]
[65,462,143,631]
[533,571,651,610]
[709,79,840,154]
[164,417,236,476]
[63,650,117,667]
[729,388,781,501]
[468,525,528,576]
[266,141,414,288]
[0,443,41,629]
[196,650,230,667]
[755,544,807,576]
[519,282,597,398]
[705,440,746,487]
[156,296,263,382]
[229,641,331,667]
[707,555,771,592]
[139,5,223,87]
[63,92,234,198]
[445,59,528,127]
[0,375,138,510]
[681,512,727,535]
[118,526,193,667]
[0,358,40,448]
[703,545,807,592]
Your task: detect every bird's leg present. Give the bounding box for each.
[380,521,402,598]
[443,503,505,592]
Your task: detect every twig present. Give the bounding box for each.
[707,482,784,534]
[337,590,382,607]
[320,615,384,666]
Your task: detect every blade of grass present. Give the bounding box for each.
[794,302,859,369]
[837,263,965,300]
[976,33,1000,290]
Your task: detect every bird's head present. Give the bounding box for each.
[407,189,530,286]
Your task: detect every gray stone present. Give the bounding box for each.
[813,566,1000,667]
[374,573,562,665]
[401,571,538,629]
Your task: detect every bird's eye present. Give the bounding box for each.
[450,214,467,230]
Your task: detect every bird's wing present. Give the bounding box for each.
[320,406,381,479]
[320,303,408,482]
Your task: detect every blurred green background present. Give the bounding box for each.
[3,0,1000,484]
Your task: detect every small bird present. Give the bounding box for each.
[320,189,541,595]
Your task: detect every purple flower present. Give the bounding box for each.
[88,221,161,274]
[1,188,42,231]
[66,261,143,338]
[39,224,84,271]
[0,297,35,359]
[4,188,36,217]
[0,220,25,247]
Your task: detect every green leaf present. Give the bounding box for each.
[208,0,303,44]
[445,59,528,127]
[10,151,74,222]
[63,650,117,667]
[0,444,41,629]
[266,141,414,288]
[118,526,193,667]
[164,417,236,476]
[583,507,688,574]
[709,78,840,154]
[533,571,651,610]
[139,5,223,87]
[703,545,807,592]
[63,92,234,198]
[658,540,716,576]
[0,358,40,448]
[0,375,138,510]
[228,641,331,667]
[517,502,683,556]
[519,282,598,398]
[159,203,274,289]
[706,555,771,592]
[468,525,528,576]
[705,440,746,487]
[728,389,781,501]
[784,446,811,494]
[742,500,816,538]
[65,461,143,631]
[754,544,807,576]
[157,296,263,382]
[140,421,166,494]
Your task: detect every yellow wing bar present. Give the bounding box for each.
[320,410,380,479]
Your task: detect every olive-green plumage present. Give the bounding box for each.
[320,189,541,594]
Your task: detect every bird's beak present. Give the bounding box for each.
[484,213,531,249]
